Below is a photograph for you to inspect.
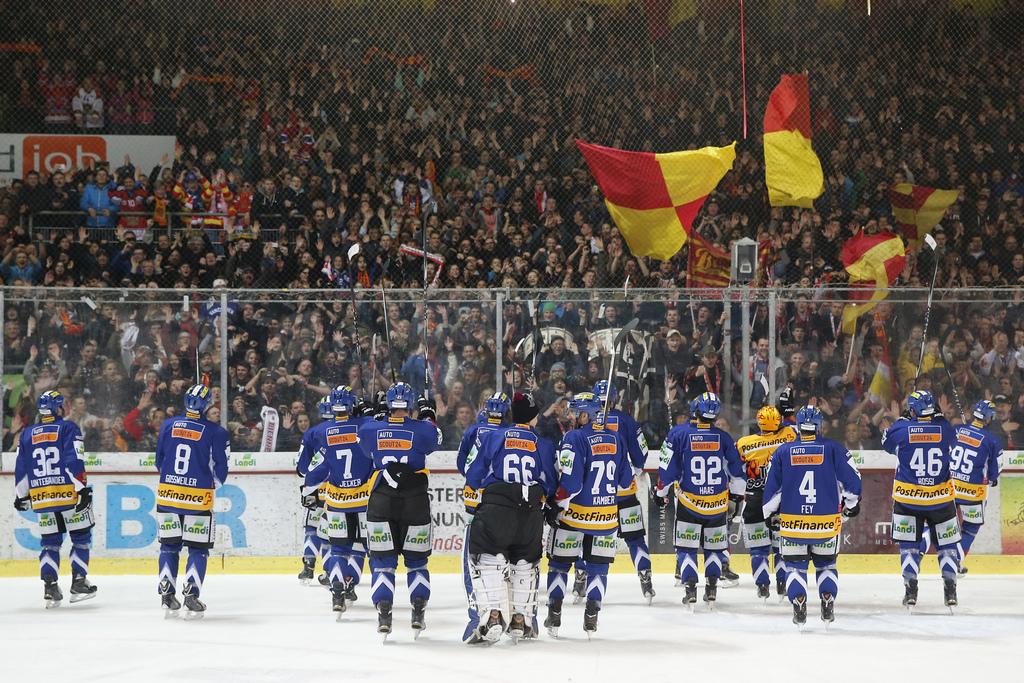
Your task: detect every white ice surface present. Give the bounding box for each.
[0,573,1021,682]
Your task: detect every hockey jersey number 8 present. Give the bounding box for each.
[155,416,230,515]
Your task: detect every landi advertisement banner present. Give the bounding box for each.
[999,476,1024,554]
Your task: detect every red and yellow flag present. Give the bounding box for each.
[576,140,735,261]
[841,230,906,335]
[687,233,731,288]
[867,317,894,406]
[764,74,824,208]
[643,0,697,40]
[889,183,958,250]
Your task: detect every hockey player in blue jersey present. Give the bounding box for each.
[357,382,440,637]
[302,385,374,615]
[950,399,1002,575]
[590,380,655,603]
[763,405,862,626]
[295,396,333,585]
[465,393,558,643]
[657,392,745,610]
[13,391,97,608]
[881,389,961,609]
[544,392,633,637]
[456,392,510,643]
[154,384,230,618]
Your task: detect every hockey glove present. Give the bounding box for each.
[416,396,437,422]
[990,479,999,488]
[842,502,861,519]
[653,493,669,510]
[543,502,562,527]
[75,486,93,513]
[728,493,744,520]
[300,488,320,509]
[767,513,780,532]
[13,496,30,512]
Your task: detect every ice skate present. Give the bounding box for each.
[683,581,697,612]
[377,600,393,639]
[703,576,718,610]
[720,562,739,588]
[344,582,358,606]
[297,557,315,585]
[820,592,835,626]
[331,583,347,618]
[508,612,532,643]
[317,572,330,588]
[957,563,968,577]
[478,609,505,643]
[792,596,807,628]
[159,579,180,616]
[639,569,655,605]
[544,598,562,638]
[571,569,587,604]
[583,599,600,638]
[756,583,771,602]
[411,598,427,639]
[776,576,786,603]
[944,578,958,612]
[43,579,62,609]
[69,575,97,603]
[183,593,206,620]
[902,579,918,611]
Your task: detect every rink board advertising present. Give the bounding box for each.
[0,450,1017,559]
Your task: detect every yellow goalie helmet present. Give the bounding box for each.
[756,405,782,433]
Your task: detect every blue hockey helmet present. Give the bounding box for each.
[330,385,356,415]
[37,390,65,418]
[484,391,511,420]
[694,392,721,422]
[593,379,617,405]
[688,396,699,421]
[317,396,333,419]
[796,405,823,432]
[907,390,936,418]
[184,384,212,415]
[386,382,416,410]
[972,399,996,424]
[476,409,488,423]
[569,391,596,418]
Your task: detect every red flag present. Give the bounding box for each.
[687,234,731,288]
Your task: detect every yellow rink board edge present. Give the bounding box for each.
[1,554,1022,577]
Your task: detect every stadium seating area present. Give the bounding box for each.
[0,1,1022,452]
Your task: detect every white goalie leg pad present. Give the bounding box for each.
[470,553,510,616]
[508,560,540,617]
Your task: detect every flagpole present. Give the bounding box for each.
[739,0,748,139]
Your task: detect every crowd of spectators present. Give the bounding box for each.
[1,1,1023,453]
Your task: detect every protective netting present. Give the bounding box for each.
[3,286,1022,455]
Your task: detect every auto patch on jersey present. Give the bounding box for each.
[588,435,617,455]
[171,421,205,441]
[955,431,982,448]
[689,433,721,451]
[31,428,59,444]
[789,444,825,466]
[908,426,942,443]
[326,429,358,446]
[504,436,537,451]
[376,429,413,450]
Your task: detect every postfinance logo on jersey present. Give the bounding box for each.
[779,513,842,539]
[30,484,76,510]
[563,503,618,531]
[157,483,214,511]
[376,429,413,449]
[323,482,370,509]
[676,489,728,515]
[952,480,987,502]
[892,480,954,506]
